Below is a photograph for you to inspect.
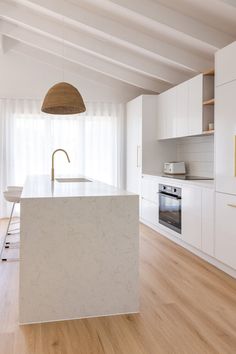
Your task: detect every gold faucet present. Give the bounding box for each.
[51,149,70,181]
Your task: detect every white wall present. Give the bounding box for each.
[0,49,144,103]
[177,135,214,177]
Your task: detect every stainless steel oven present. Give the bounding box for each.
[159,184,182,234]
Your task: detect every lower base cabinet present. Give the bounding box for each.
[141,198,157,226]
[141,175,215,256]
[202,189,215,256]
[215,192,236,269]
[182,186,202,250]
[140,175,236,273]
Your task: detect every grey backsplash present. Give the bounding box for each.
[177,135,214,177]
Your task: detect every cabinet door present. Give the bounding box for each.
[202,189,214,257]
[165,88,177,139]
[188,75,203,135]
[141,176,158,204]
[215,41,236,87]
[157,94,166,140]
[176,81,189,137]
[182,186,202,249]
[215,193,236,269]
[126,97,142,195]
[141,198,158,226]
[215,81,236,195]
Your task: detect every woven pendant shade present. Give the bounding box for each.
[41,82,86,115]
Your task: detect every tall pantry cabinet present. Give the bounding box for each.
[215,41,236,270]
[126,95,176,195]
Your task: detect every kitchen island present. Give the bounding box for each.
[19,175,139,324]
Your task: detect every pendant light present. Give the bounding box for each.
[41,82,86,115]
[41,12,86,115]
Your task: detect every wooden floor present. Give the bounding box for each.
[0,220,236,354]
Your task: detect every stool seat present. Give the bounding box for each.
[3,190,21,203]
[7,186,23,193]
[1,185,23,261]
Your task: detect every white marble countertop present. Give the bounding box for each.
[143,173,215,189]
[21,175,134,199]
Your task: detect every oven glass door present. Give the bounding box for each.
[159,193,181,234]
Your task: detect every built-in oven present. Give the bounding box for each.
[159,184,182,234]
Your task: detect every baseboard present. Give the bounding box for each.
[140,219,236,279]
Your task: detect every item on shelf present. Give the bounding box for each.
[209,123,214,130]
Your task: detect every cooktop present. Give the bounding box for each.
[162,175,214,181]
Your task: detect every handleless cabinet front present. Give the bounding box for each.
[215,80,236,195]
[215,192,236,269]
[182,186,202,249]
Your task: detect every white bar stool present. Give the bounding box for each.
[1,186,23,261]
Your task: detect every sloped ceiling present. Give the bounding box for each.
[0,0,235,93]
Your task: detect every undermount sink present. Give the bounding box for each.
[56,178,92,183]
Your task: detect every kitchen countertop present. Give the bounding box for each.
[143,173,215,189]
[21,175,134,199]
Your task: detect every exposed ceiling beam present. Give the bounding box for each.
[77,0,234,49]
[0,20,171,93]
[10,0,213,71]
[6,37,148,95]
[0,0,193,85]
[0,34,4,54]
[156,0,236,37]
[219,0,236,6]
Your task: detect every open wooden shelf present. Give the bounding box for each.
[203,98,215,105]
[202,130,215,135]
[203,69,215,76]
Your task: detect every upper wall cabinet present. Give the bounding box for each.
[176,81,188,137]
[215,41,236,87]
[157,73,214,140]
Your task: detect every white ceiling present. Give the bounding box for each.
[0,0,235,93]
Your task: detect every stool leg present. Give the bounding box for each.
[1,203,16,261]
[7,203,16,235]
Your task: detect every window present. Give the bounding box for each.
[0,99,124,217]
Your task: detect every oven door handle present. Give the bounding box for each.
[158,192,181,200]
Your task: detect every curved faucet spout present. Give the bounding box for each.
[51,149,71,181]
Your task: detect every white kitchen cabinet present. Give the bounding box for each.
[215,80,236,195]
[127,95,176,196]
[141,175,158,204]
[202,188,215,257]
[157,74,214,140]
[140,175,159,225]
[126,96,142,195]
[215,193,236,269]
[166,88,177,139]
[182,186,202,249]
[157,94,166,140]
[157,88,176,139]
[188,75,203,136]
[176,81,189,138]
[215,41,236,87]
[141,198,158,226]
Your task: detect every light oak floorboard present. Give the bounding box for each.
[0,220,235,354]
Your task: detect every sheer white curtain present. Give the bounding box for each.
[0,99,125,217]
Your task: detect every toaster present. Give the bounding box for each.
[163,162,186,175]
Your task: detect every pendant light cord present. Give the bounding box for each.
[62,1,65,83]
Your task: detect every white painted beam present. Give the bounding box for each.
[0,0,193,85]
[10,0,213,71]
[0,21,171,92]
[7,37,148,96]
[0,34,4,54]
[218,0,236,7]
[85,0,234,49]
